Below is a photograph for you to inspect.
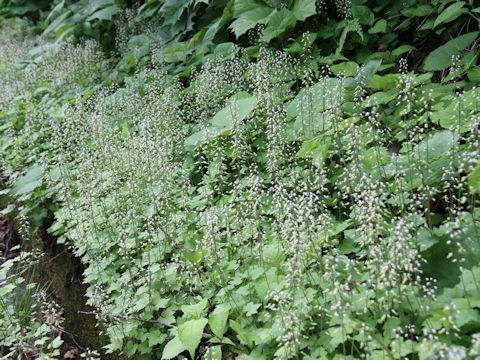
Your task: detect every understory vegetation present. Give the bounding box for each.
[1,0,480,359]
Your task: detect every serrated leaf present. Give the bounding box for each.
[208,304,230,338]
[423,31,479,71]
[181,298,208,319]
[433,2,467,29]
[292,0,316,21]
[162,336,186,360]
[178,318,208,359]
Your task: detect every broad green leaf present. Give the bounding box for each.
[416,131,455,161]
[423,31,479,71]
[208,304,230,338]
[181,298,208,319]
[211,94,257,128]
[178,318,208,359]
[330,61,359,77]
[1,204,15,215]
[229,319,253,347]
[287,77,340,120]
[297,134,331,167]
[469,162,480,193]
[185,94,257,147]
[368,19,387,34]
[147,329,167,347]
[230,7,274,38]
[262,9,297,42]
[433,2,467,28]
[11,166,43,196]
[391,45,415,57]
[87,5,121,21]
[292,0,316,21]
[467,67,480,83]
[162,336,186,360]
[351,5,374,25]
[243,302,261,316]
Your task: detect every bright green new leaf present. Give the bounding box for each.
[423,31,479,71]
[208,304,230,338]
[292,0,316,21]
[181,298,208,319]
[178,318,208,359]
[162,336,186,360]
[433,2,467,29]
[11,165,43,196]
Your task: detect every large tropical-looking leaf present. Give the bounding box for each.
[423,31,479,71]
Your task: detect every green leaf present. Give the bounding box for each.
[243,302,261,317]
[336,19,363,55]
[178,318,208,359]
[229,319,253,347]
[181,298,208,319]
[208,304,230,338]
[469,162,480,193]
[467,67,480,83]
[368,19,387,34]
[11,166,43,196]
[87,5,121,21]
[230,7,274,38]
[185,94,257,147]
[423,31,479,71]
[262,9,297,42]
[204,345,222,360]
[351,5,374,25]
[292,0,316,21]
[433,2,467,29]
[162,336,186,360]
[185,248,208,266]
[1,204,15,215]
[391,45,416,57]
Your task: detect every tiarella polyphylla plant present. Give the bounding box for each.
[2,1,480,358]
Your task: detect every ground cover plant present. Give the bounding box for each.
[1,0,480,359]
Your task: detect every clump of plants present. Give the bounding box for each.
[1,0,480,359]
